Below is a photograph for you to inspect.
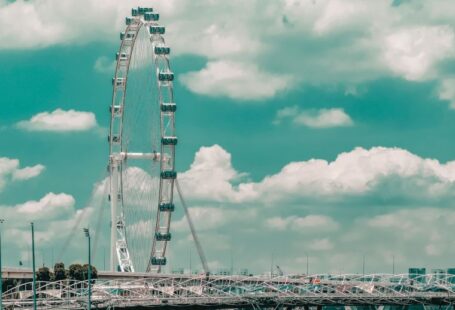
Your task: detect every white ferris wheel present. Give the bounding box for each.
[108,7,176,273]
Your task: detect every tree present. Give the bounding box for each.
[82,264,98,280]
[53,262,67,281]
[68,264,84,281]
[36,266,52,282]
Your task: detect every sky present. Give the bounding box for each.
[2,0,455,275]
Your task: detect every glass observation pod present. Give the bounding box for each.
[107,193,122,202]
[154,46,170,55]
[116,52,128,61]
[109,105,122,115]
[159,202,175,212]
[125,17,134,25]
[120,32,135,41]
[158,71,174,81]
[138,7,153,15]
[144,12,159,21]
[108,134,121,143]
[155,232,172,241]
[149,26,165,35]
[161,103,177,112]
[151,257,167,266]
[161,136,178,145]
[160,170,177,179]
[112,77,126,87]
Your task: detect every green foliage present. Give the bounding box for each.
[53,262,67,281]
[82,264,98,280]
[36,266,52,282]
[68,263,84,281]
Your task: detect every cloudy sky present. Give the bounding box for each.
[2,0,455,275]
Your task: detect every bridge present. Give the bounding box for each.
[3,273,455,309]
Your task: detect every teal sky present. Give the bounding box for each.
[2,0,455,275]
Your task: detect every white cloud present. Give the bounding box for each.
[12,192,75,220]
[0,157,44,190]
[94,56,116,74]
[0,192,97,257]
[17,109,97,132]
[274,106,353,128]
[178,145,253,202]
[266,215,339,232]
[3,0,455,102]
[308,238,334,251]
[173,207,257,232]
[12,164,45,181]
[180,60,291,101]
[179,145,455,203]
[383,26,455,81]
[438,78,455,109]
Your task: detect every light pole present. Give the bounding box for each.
[31,222,37,310]
[0,219,4,310]
[83,228,92,310]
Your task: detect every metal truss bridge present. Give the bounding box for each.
[3,273,455,309]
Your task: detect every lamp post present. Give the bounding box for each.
[31,222,37,310]
[83,228,92,310]
[0,219,4,310]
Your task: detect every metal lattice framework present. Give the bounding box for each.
[108,7,176,273]
[4,274,455,309]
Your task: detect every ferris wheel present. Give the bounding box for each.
[108,7,176,273]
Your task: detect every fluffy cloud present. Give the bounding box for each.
[266,215,339,232]
[178,145,251,202]
[17,109,97,132]
[438,78,455,109]
[173,206,257,232]
[180,60,291,100]
[0,157,44,190]
[179,145,455,204]
[383,26,455,81]
[4,192,75,220]
[308,238,334,251]
[5,1,455,102]
[0,192,98,264]
[94,56,116,74]
[12,164,45,181]
[274,106,353,128]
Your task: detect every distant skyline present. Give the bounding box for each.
[2,0,455,274]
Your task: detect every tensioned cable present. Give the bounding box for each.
[175,179,210,275]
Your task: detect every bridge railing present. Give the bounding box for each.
[2,274,455,308]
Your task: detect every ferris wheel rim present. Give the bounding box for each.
[108,8,177,273]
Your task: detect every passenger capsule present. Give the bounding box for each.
[160,103,177,112]
[158,72,174,81]
[154,46,170,55]
[161,136,178,145]
[151,257,167,266]
[160,170,177,179]
[159,202,175,212]
[112,77,126,87]
[131,8,139,16]
[149,26,165,35]
[108,135,121,143]
[109,105,122,114]
[137,7,152,15]
[155,232,172,241]
[125,17,134,25]
[144,12,159,21]
[116,52,128,61]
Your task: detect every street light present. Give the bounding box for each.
[83,228,92,310]
[0,219,4,310]
[31,222,37,310]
